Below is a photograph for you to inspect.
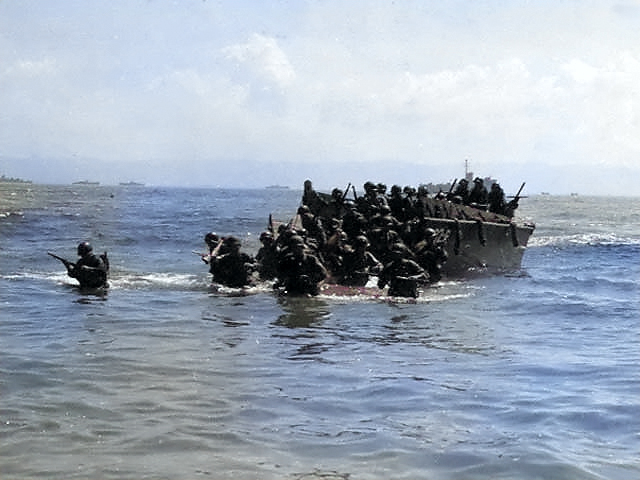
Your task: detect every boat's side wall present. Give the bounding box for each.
[423,218,534,276]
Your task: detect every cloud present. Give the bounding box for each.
[1,1,640,193]
[223,33,296,88]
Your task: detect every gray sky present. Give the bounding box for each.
[1,0,639,194]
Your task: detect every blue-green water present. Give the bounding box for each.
[1,184,638,479]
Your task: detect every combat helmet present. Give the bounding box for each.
[77,241,92,256]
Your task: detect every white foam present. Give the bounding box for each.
[529,233,640,248]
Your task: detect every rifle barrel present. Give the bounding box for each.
[47,252,72,266]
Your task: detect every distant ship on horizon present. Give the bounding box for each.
[0,175,32,184]
[265,184,290,190]
[72,180,100,185]
[119,181,145,186]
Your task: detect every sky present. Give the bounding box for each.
[1,0,640,194]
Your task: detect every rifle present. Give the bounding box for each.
[445,178,458,200]
[505,182,526,217]
[351,185,358,201]
[47,252,74,269]
[341,183,351,202]
[508,182,526,200]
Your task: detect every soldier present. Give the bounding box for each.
[67,242,109,289]
[276,235,328,296]
[297,205,327,250]
[356,181,380,219]
[328,187,346,219]
[341,203,368,241]
[201,232,221,264]
[488,182,507,216]
[301,179,326,217]
[414,228,448,283]
[402,186,419,220]
[339,235,382,287]
[468,177,489,208]
[256,231,279,281]
[377,243,428,298]
[450,178,469,204]
[209,236,256,288]
[387,184,405,221]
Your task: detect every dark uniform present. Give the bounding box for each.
[378,244,428,297]
[209,237,255,288]
[67,242,109,289]
[488,183,507,216]
[339,236,382,286]
[276,236,327,295]
[450,179,469,204]
[468,177,489,207]
[256,231,279,280]
[414,228,448,283]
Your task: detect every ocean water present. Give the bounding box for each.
[1,184,638,480]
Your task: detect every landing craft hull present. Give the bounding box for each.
[423,218,535,276]
[297,183,535,280]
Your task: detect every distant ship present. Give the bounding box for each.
[265,185,290,190]
[72,180,100,185]
[119,181,145,186]
[0,175,32,184]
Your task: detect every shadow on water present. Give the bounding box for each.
[274,294,331,329]
[63,283,109,303]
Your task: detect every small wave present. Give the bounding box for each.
[113,272,205,290]
[208,282,273,296]
[2,271,74,285]
[0,210,24,219]
[1,270,207,292]
[530,233,640,248]
[316,280,471,304]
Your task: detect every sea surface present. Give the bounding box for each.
[1,183,638,480]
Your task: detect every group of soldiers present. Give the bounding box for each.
[449,177,517,217]
[53,178,518,297]
[202,178,484,297]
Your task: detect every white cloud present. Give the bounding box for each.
[2,1,640,192]
[223,33,296,88]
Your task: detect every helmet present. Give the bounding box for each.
[77,241,92,256]
[204,232,219,244]
[260,231,273,242]
[355,235,369,247]
[289,235,305,245]
[424,228,436,238]
[223,236,241,247]
[364,181,376,192]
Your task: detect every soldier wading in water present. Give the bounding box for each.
[49,241,109,289]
